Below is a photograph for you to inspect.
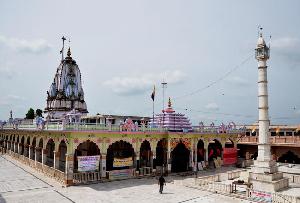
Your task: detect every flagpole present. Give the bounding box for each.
[152,100,154,127]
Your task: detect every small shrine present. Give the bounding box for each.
[151,97,192,132]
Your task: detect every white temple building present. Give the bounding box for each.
[150,98,192,132]
[44,47,88,120]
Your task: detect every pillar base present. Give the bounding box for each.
[252,160,277,174]
[250,160,289,192]
[64,179,73,186]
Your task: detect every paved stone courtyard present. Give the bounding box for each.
[0,155,251,203]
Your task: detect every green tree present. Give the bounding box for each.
[36,109,43,117]
[25,108,35,119]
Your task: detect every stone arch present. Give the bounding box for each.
[278,151,300,164]
[58,140,67,172]
[225,138,234,148]
[8,134,12,150]
[74,140,100,172]
[30,137,37,160]
[106,140,134,171]
[197,139,205,162]
[171,141,190,172]
[36,138,43,163]
[155,138,167,172]
[12,135,16,152]
[139,140,152,169]
[20,136,25,155]
[45,139,55,167]
[208,139,223,162]
[24,136,30,157]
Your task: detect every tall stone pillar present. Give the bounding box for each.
[65,153,74,186]
[134,152,139,169]
[17,143,20,154]
[193,147,198,172]
[28,145,31,159]
[250,31,288,192]
[167,139,171,173]
[100,154,107,178]
[150,151,154,170]
[34,148,38,165]
[42,149,47,165]
[54,151,60,169]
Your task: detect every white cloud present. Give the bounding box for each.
[226,76,249,86]
[0,68,16,80]
[103,70,186,96]
[296,110,300,115]
[205,102,219,111]
[272,37,300,67]
[0,95,26,106]
[0,34,52,54]
[272,37,300,50]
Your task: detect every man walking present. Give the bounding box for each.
[158,175,166,194]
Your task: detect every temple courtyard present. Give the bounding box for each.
[0,154,252,203]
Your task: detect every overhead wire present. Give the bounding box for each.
[173,53,254,101]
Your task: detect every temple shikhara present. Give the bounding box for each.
[45,47,88,120]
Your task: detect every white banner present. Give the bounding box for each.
[78,155,100,172]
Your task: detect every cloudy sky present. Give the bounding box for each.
[0,0,300,125]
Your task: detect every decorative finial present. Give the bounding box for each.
[67,47,71,57]
[60,36,66,61]
[168,97,172,108]
[259,27,263,37]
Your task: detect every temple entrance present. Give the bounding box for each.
[58,140,67,172]
[30,137,36,160]
[139,140,152,169]
[171,141,190,173]
[106,140,134,171]
[74,140,100,172]
[155,139,167,173]
[45,139,55,167]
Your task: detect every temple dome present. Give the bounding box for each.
[256,33,266,47]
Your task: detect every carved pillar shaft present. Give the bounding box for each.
[54,151,60,169]
[100,154,107,178]
[65,153,74,186]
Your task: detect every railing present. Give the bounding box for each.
[1,122,246,134]
[7,150,66,184]
[272,193,299,203]
[194,178,232,194]
[239,136,300,145]
[73,172,101,184]
[195,174,220,184]
[227,170,242,180]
